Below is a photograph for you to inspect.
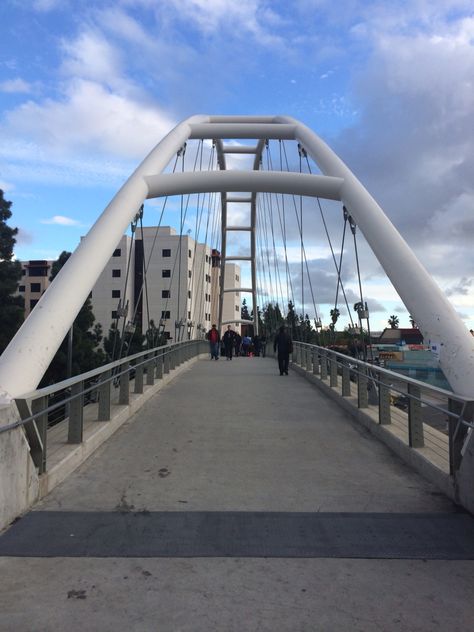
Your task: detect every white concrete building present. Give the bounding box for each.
[90,227,240,341]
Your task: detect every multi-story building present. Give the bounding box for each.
[17,260,53,318]
[90,227,241,341]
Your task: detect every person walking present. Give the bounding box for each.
[234,332,242,357]
[273,325,293,375]
[207,324,220,360]
[223,325,236,360]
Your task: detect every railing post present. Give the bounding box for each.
[98,370,111,421]
[31,396,48,474]
[170,348,176,370]
[342,361,351,396]
[305,348,312,371]
[68,381,84,444]
[448,399,472,475]
[320,349,328,380]
[156,352,164,379]
[164,351,171,374]
[358,367,368,408]
[134,363,144,394]
[408,383,424,447]
[119,365,130,405]
[312,349,320,375]
[146,355,155,386]
[330,355,338,387]
[378,378,391,425]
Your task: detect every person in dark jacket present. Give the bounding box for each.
[222,325,236,360]
[273,325,293,375]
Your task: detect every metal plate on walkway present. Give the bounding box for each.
[1,511,474,559]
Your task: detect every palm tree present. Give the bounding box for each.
[409,315,417,328]
[388,314,399,329]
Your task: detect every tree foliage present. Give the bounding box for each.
[40,251,105,385]
[388,314,400,329]
[0,190,24,353]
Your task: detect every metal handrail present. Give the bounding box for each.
[0,339,202,435]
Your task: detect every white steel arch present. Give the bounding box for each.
[0,115,472,399]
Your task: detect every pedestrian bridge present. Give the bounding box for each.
[1,346,474,630]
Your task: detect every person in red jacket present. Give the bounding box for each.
[206,324,220,360]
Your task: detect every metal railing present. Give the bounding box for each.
[3,339,208,474]
[292,341,474,476]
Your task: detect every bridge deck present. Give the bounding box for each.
[1,356,473,631]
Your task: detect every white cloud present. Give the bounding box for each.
[0,78,32,93]
[40,215,83,226]
[3,78,175,161]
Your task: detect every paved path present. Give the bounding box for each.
[1,356,473,631]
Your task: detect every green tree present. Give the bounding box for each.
[262,302,284,335]
[286,300,298,339]
[388,314,400,329]
[0,190,24,353]
[40,251,105,385]
[241,298,251,321]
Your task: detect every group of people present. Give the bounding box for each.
[206,324,293,375]
[206,325,267,360]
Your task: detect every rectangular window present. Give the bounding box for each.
[111,310,118,319]
[188,249,192,258]
[30,283,41,293]
[18,285,25,292]
[236,306,239,312]
[112,289,121,298]
[112,269,121,278]
[188,290,191,299]
[235,274,239,281]
[188,311,191,319]
[30,299,39,309]
[161,310,170,319]
[162,269,171,278]
[205,255,209,263]
[22,269,26,276]
[188,270,192,278]
[113,248,121,257]
[162,249,171,257]
[162,290,170,298]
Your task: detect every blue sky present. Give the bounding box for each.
[1,0,473,330]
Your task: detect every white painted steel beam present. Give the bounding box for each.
[145,171,344,201]
[189,123,296,140]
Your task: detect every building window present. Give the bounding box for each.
[30,283,41,293]
[111,310,118,319]
[188,311,191,319]
[113,248,121,257]
[162,290,170,298]
[162,269,171,278]
[112,289,121,298]
[188,249,192,258]
[162,249,171,257]
[236,306,239,312]
[235,291,239,297]
[188,270,192,278]
[112,269,121,278]
[161,310,170,319]
[235,274,239,281]
[27,261,49,276]
[188,290,191,299]
[30,299,39,309]
[22,269,26,276]
[18,285,25,292]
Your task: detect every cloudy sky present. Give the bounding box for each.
[1,0,473,331]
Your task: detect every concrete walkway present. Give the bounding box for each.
[1,356,473,631]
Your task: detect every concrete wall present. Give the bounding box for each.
[0,403,39,532]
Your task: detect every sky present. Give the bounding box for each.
[1,0,473,332]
